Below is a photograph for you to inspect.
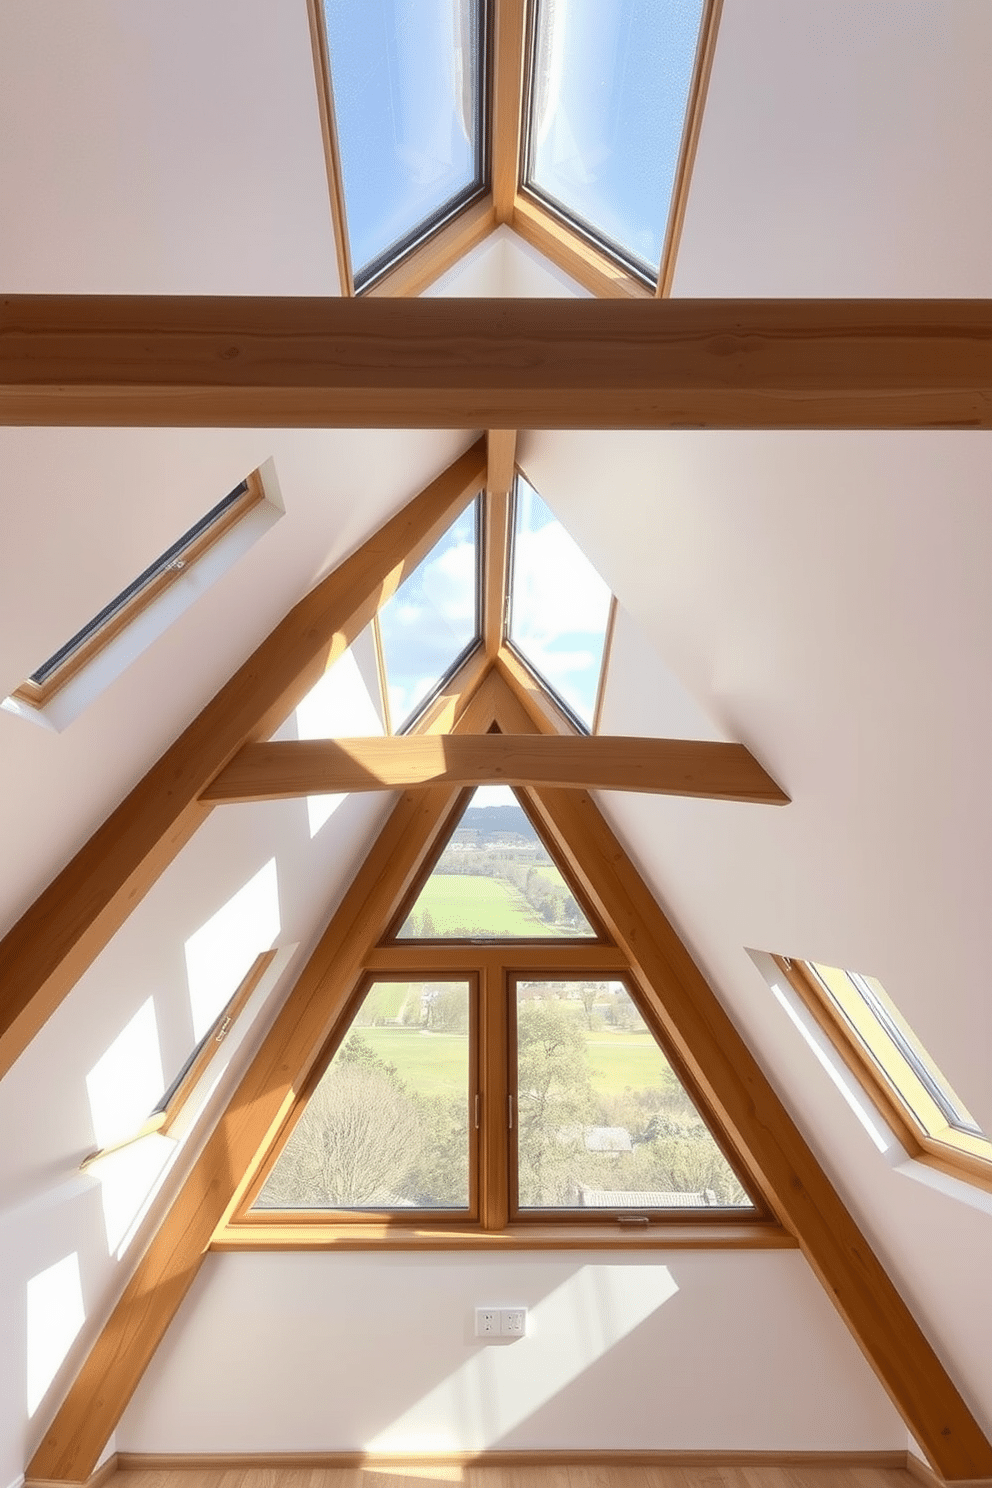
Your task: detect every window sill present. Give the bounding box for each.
[211,1219,795,1251]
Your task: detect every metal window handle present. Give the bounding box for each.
[475,1093,480,1130]
[508,1093,514,1129]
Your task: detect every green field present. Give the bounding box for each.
[400,873,561,938]
[353,1022,676,1102]
[360,1026,469,1098]
[584,1031,677,1096]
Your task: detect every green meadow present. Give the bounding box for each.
[401,873,566,938]
[356,1022,677,1101]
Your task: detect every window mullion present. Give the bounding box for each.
[478,960,510,1230]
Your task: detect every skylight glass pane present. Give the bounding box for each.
[515,979,752,1210]
[255,980,471,1211]
[324,0,487,287]
[527,0,705,278]
[378,500,480,731]
[810,963,987,1140]
[509,477,612,729]
[397,786,596,940]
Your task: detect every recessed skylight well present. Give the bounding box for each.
[523,0,707,283]
[4,466,282,732]
[776,956,992,1190]
[322,0,492,290]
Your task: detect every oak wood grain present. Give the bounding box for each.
[0,443,485,1080]
[200,735,789,805]
[4,297,992,427]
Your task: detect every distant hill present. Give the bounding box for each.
[458,803,539,843]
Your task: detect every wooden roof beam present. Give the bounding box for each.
[0,441,485,1081]
[3,297,992,428]
[200,734,789,805]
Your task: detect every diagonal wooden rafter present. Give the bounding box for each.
[199,734,789,805]
[27,653,992,1485]
[25,673,513,1485]
[487,666,992,1483]
[0,441,486,1082]
[4,297,992,428]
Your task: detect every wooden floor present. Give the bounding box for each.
[107,1461,919,1488]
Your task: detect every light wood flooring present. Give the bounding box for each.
[106,1458,922,1488]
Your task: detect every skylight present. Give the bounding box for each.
[14,476,261,705]
[323,0,490,290]
[508,475,612,730]
[378,498,481,731]
[524,0,706,281]
[777,957,992,1186]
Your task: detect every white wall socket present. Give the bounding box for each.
[475,1306,527,1338]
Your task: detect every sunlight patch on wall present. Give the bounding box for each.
[296,644,383,837]
[85,998,164,1151]
[184,860,280,1040]
[26,1253,85,1416]
[87,1132,176,1258]
[362,1263,678,1452]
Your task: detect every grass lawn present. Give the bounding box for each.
[359,982,410,1023]
[583,1031,678,1097]
[360,1026,469,1099]
[401,873,565,938]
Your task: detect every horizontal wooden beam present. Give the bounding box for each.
[200,735,788,805]
[0,442,485,1081]
[3,296,992,427]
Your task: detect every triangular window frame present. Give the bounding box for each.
[384,779,606,945]
[223,770,767,1239]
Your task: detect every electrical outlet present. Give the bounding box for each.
[500,1307,527,1337]
[475,1307,500,1337]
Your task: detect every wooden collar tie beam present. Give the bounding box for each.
[2,296,992,428]
[200,735,789,805]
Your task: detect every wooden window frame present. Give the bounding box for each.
[307,0,496,297]
[222,945,778,1249]
[80,950,275,1171]
[515,0,724,299]
[383,782,606,946]
[774,956,992,1194]
[13,470,265,709]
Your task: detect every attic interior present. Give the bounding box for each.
[1,3,992,1488]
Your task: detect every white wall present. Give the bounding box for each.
[119,1249,904,1454]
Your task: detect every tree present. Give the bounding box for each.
[515,998,594,1205]
[577,981,604,1031]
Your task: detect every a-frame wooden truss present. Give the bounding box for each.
[19,447,992,1485]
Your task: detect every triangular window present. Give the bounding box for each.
[513,978,753,1211]
[508,475,613,731]
[254,978,473,1213]
[241,965,756,1226]
[377,498,482,732]
[394,785,598,940]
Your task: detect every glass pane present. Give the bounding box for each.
[515,979,752,1210]
[527,0,705,277]
[509,477,612,729]
[378,500,480,731]
[811,963,988,1140]
[254,980,471,1211]
[324,0,486,286]
[397,786,596,940]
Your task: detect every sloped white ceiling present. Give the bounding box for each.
[2,0,992,1473]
